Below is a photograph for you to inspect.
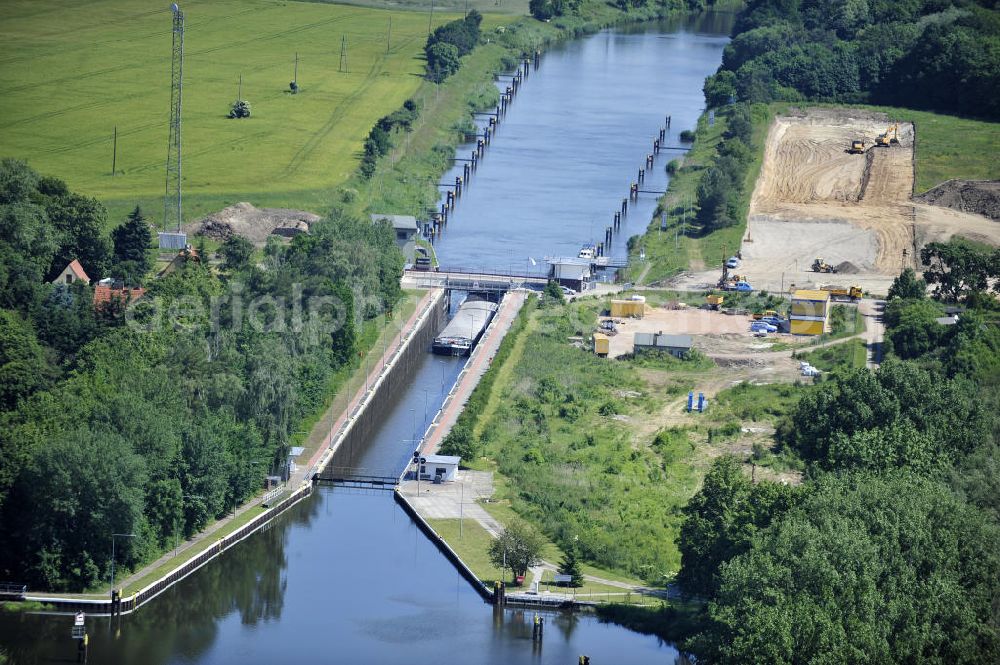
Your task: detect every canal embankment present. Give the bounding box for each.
[17,289,446,616]
[313,288,445,477]
[348,2,738,225]
[395,290,668,610]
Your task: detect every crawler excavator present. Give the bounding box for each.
[874,123,899,148]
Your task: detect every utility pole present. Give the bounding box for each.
[428,0,434,35]
[386,17,391,55]
[237,73,242,101]
[339,35,348,73]
[293,51,298,87]
[111,125,118,176]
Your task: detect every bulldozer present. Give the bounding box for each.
[874,123,899,148]
[848,139,866,154]
[811,258,837,273]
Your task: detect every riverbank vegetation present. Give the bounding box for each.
[633,102,771,284]
[0,159,404,591]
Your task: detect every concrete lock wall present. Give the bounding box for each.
[321,295,447,473]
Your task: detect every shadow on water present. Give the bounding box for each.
[0,15,732,664]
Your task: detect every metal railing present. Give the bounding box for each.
[0,582,26,596]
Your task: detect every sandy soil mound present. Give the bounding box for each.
[188,203,322,246]
[834,261,860,274]
[916,180,1000,221]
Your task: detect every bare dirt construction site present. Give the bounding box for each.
[602,306,802,374]
[673,108,1000,294]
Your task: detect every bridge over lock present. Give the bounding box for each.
[313,465,401,490]
[403,257,627,295]
[402,267,548,294]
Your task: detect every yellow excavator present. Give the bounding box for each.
[874,123,899,148]
[848,139,866,154]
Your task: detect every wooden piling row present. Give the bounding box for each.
[429,56,539,241]
[600,116,673,252]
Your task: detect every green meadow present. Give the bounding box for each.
[0,0,466,224]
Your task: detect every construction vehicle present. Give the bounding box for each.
[706,294,725,310]
[820,284,863,302]
[848,139,866,154]
[811,258,837,274]
[874,124,899,148]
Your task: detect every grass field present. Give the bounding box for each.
[0,0,468,225]
[796,337,868,374]
[317,0,530,16]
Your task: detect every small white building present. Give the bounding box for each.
[419,454,460,482]
[547,258,592,291]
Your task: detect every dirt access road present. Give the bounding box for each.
[671,108,1000,295]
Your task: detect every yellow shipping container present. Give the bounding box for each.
[791,319,825,336]
[610,300,644,318]
[594,333,610,356]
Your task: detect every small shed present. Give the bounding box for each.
[371,213,419,246]
[790,289,830,336]
[51,259,90,286]
[158,231,188,250]
[419,454,460,482]
[93,284,146,310]
[634,332,692,358]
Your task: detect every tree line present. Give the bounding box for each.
[425,11,482,83]
[694,104,757,232]
[703,0,1000,120]
[0,159,403,591]
[673,237,1000,662]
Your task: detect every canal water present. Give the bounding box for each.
[0,12,731,664]
[431,13,732,273]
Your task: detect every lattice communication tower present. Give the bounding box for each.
[163,4,184,234]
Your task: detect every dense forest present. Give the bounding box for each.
[675,238,1000,662]
[703,0,1000,120]
[0,159,403,590]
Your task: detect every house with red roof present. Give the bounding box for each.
[93,283,147,310]
[51,259,90,286]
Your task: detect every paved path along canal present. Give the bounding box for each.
[0,13,732,664]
